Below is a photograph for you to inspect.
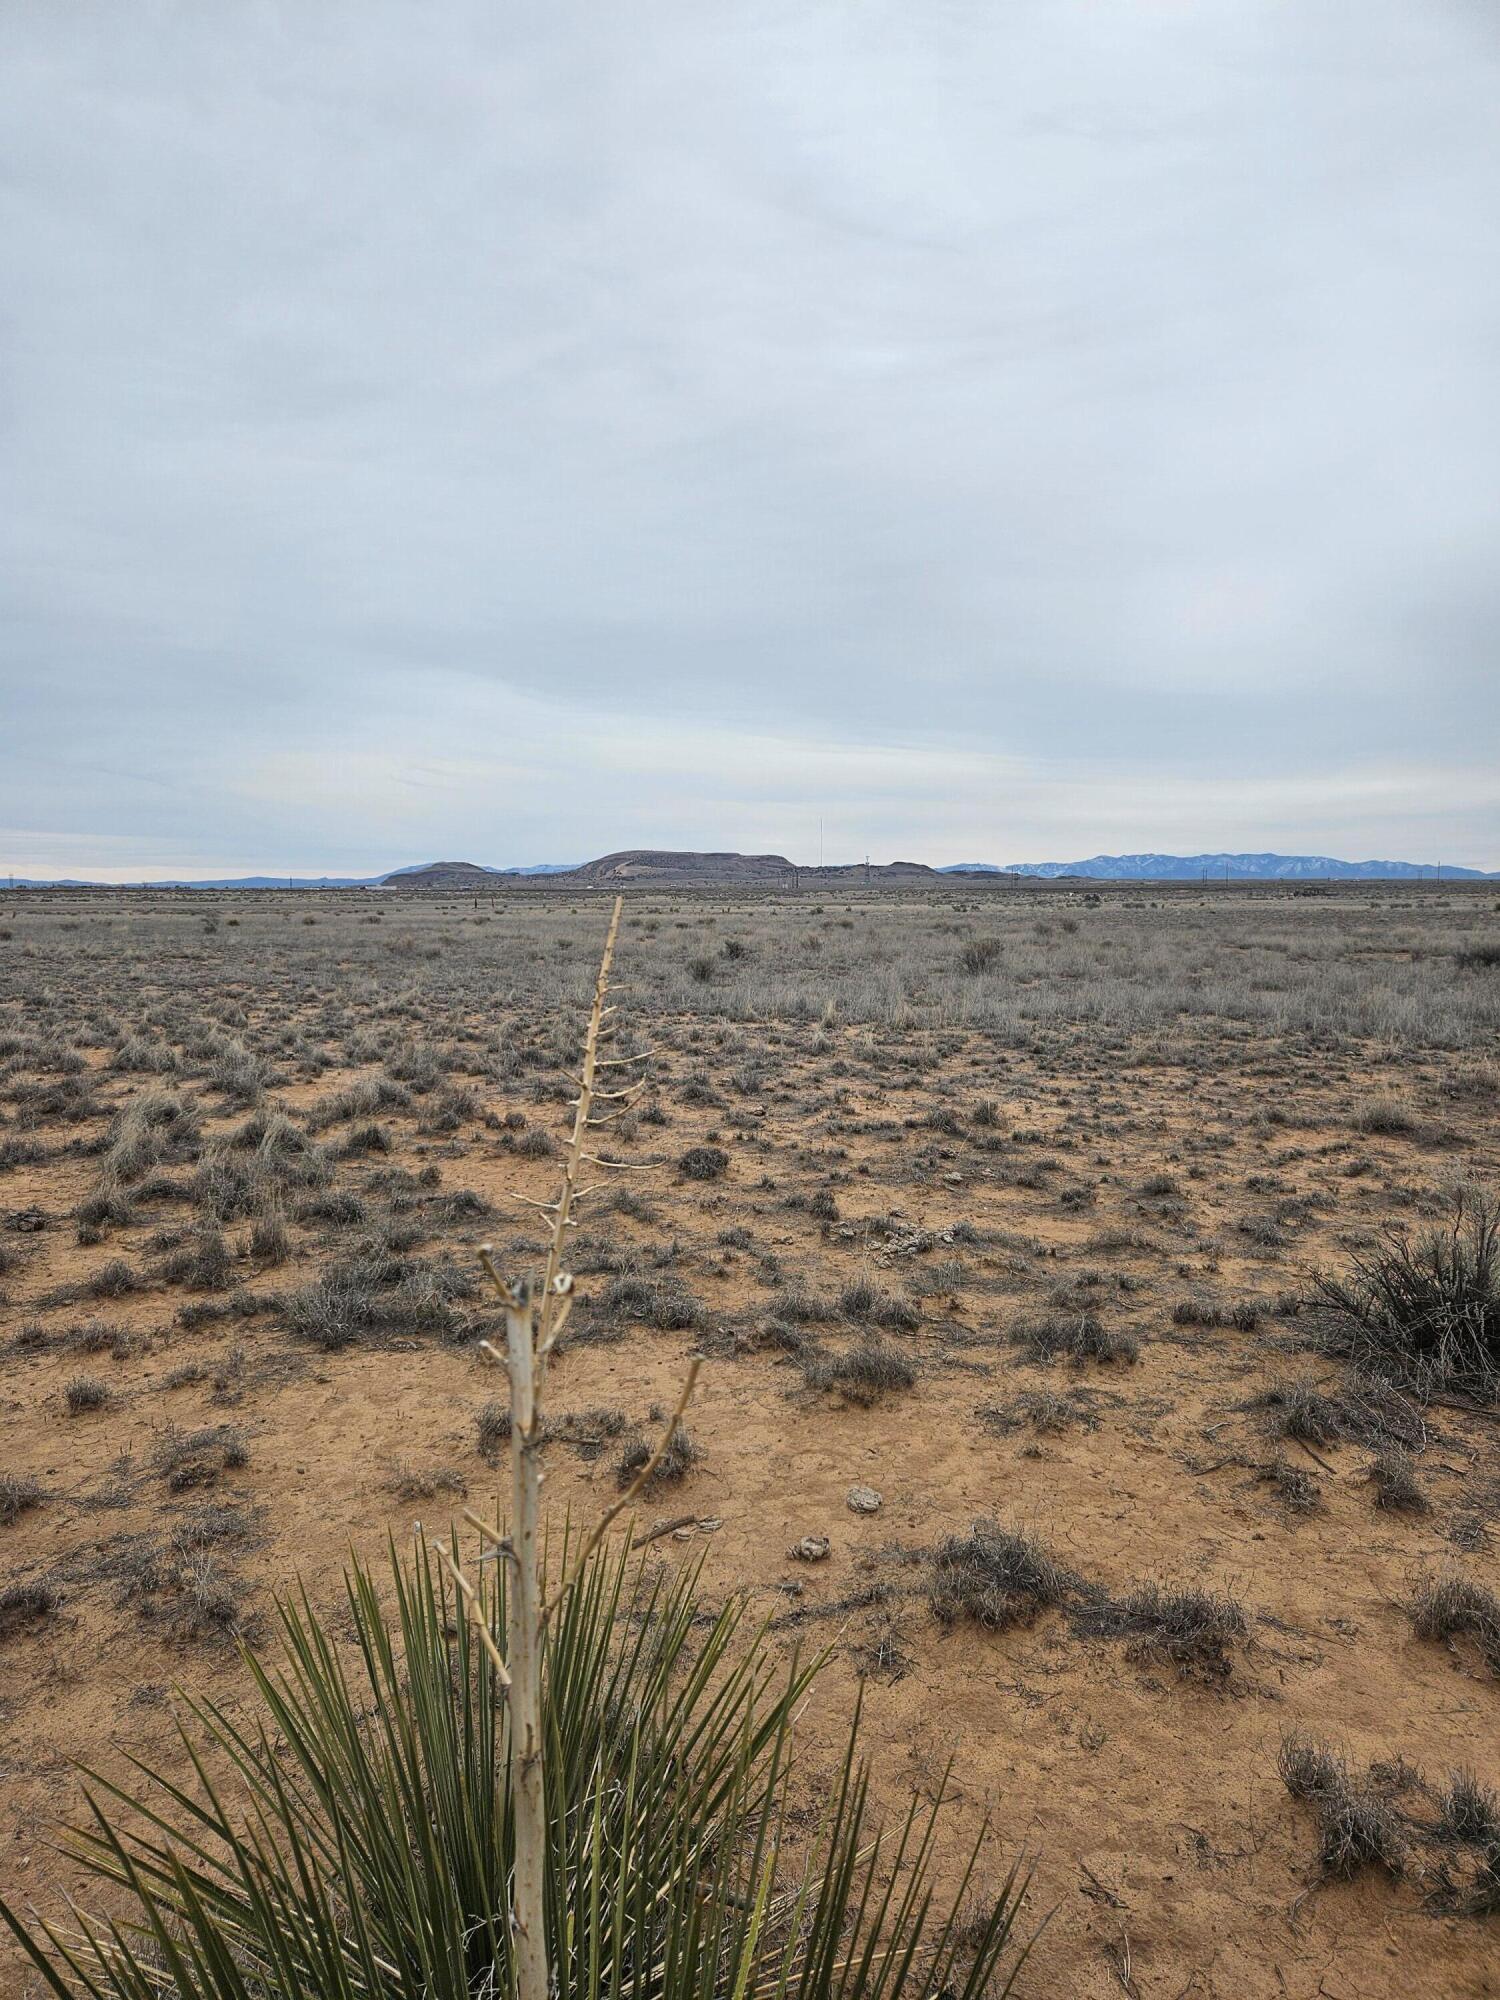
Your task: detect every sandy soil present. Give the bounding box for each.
[2,900,1499,1998]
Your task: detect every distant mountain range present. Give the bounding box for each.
[0,862,578,889]
[952,852,1495,881]
[3,848,1492,889]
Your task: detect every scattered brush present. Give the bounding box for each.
[1085,1582,1247,1679]
[597,1274,703,1333]
[384,1461,469,1504]
[1277,1733,1407,1878]
[0,1474,45,1527]
[838,1278,920,1331]
[1410,1572,1500,1676]
[929,1520,1074,1631]
[0,1580,58,1641]
[1437,1769,1500,1846]
[64,1374,112,1415]
[1251,1372,1425,1452]
[1367,1447,1428,1512]
[1010,1311,1138,1368]
[803,1337,916,1406]
[1257,1456,1321,1513]
[615,1424,700,1491]
[1314,1185,1500,1401]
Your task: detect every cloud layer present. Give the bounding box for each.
[3,1,1498,876]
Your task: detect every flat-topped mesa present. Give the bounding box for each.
[569,849,796,883]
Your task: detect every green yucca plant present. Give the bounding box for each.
[1,1528,1032,2000]
[2,898,1035,2000]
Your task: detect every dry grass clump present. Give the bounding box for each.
[249,1211,290,1265]
[598,1273,703,1332]
[1410,1572,1500,1676]
[159,1225,235,1291]
[1353,1097,1421,1137]
[477,1405,629,1464]
[307,1076,412,1129]
[1010,1310,1138,1367]
[838,1277,919,1331]
[1314,1186,1500,1401]
[153,1423,249,1492]
[283,1253,474,1350]
[1277,1735,1407,1878]
[102,1090,201,1181]
[803,1337,916,1406]
[0,1473,45,1526]
[0,1579,58,1641]
[958,936,1003,975]
[1251,1372,1424,1451]
[929,1520,1073,1630]
[86,1256,141,1298]
[615,1423,700,1491]
[63,1373,113,1414]
[110,1503,254,1640]
[1367,1447,1428,1512]
[1436,1768,1500,1846]
[1085,1582,1248,1679]
[383,1461,469,1503]
[678,1145,729,1181]
[772,1282,838,1323]
[1257,1455,1321,1513]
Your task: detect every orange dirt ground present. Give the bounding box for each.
[2,887,1498,1998]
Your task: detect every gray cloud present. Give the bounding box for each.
[2,0,1498,876]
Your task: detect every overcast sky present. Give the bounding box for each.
[3,2,1498,878]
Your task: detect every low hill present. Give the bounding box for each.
[380,861,505,890]
[564,850,943,885]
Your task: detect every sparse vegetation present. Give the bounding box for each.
[0,1474,45,1527]
[1315,1186,1500,1400]
[1278,1735,1407,1878]
[1010,1310,1138,1367]
[929,1520,1073,1630]
[804,1336,916,1405]
[1085,1582,1248,1679]
[1,879,1498,1994]
[1410,1572,1500,1676]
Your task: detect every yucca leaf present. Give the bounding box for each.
[3,1532,1032,2000]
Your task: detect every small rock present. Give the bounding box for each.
[789,1534,830,1562]
[846,1485,882,1514]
